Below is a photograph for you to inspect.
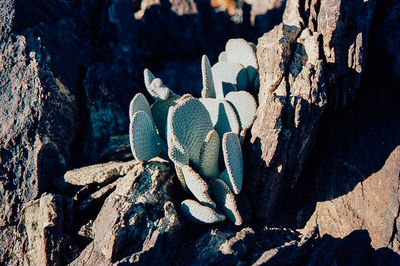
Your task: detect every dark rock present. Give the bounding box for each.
[247,10,327,221]
[181,227,256,265]
[245,0,377,223]
[70,159,181,264]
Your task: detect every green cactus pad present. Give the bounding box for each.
[225,38,258,84]
[225,91,257,130]
[144,68,156,90]
[180,199,225,224]
[129,111,161,162]
[212,61,248,98]
[212,179,243,226]
[168,137,189,166]
[151,98,178,139]
[129,93,152,121]
[218,51,227,62]
[199,98,240,136]
[201,55,216,98]
[199,130,220,182]
[175,165,189,193]
[167,97,213,168]
[148,78,172,101]
[222,132,243,194]
[181,165,216,208]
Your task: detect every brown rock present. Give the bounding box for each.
[63,160,137,186]
[70,159,182,264]
[17,193,71,265]
[247,12,327,221]
[303,146,400,251]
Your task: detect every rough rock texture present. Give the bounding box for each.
[14,193,74,265]
[70,159,182,264]
[246,0,377,222]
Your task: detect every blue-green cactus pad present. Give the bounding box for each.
[201,55,216,98]
[129,93,152,122]
[225,38,258,85]
[129,111,161,162]
[225,91,257,130]
[199,98,240,136]
[199,130,220,182]
[222,132,243,194]
[212,179,243,226]
[181,165,216,208]
[211,61,248,98]
[180,199,225,224]
[167,97,214,168]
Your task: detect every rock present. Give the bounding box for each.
[300,124,400,252]
[63,160,137,186]
[247,12,327,221]
[16,193,73,265]
[0,25,80,266]
[181,227,256,265]
[70,159,182,264]
[246,0,377,223]
[316,0,376,107]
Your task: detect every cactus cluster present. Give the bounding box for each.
[128,38,258,225]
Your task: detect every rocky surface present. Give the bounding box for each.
[1,0,400,265]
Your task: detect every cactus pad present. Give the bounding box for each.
[180,199,225,224]
[168,137,189,166]
[151,98,178,139]
[181,165,216,208]
[129,111,161,162]
[222,132,243,194]
[225,91,257,130]
[218,51,227,62]
[167,97,213,168]
[225,38,258,84]
[175,165,189,193]
[199,98,240,136]
[201,55,216,98]
[144,68,156,90]
[199,130,220,181]
[148,78,171,101]
[129,93,152,121]
[212,179,243,226]
[211,61,248,98]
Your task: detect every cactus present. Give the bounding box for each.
[167,97,214,169]
[175,165,189,193]
[225,38,259,86]
[212,179,242,226]
[129,111,161,162]
[225,91,257,131]
[221,132,243,194]
[129,93,153,122]
[199,130,220,182]
[218,51,228,62]
[180,199,225,224]
[151,98,178,140]
[128,38,260,225]
[199,98,240,136]
[212,61,248,98]
[201,55,216,98]
[181,165,216,209]
[168,137,189,166]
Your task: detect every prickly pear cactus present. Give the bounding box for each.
[181,199,225,224]
[167,97,214,169]
[128,37,260,226]
[225,91,257,131]
[129,111,161,162]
